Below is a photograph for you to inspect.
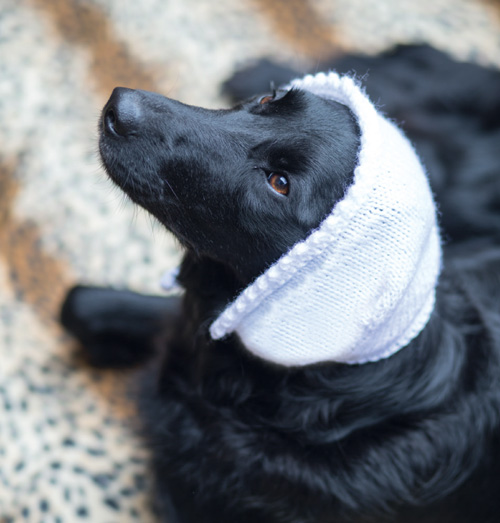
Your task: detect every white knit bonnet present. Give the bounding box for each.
[208,72,442,367]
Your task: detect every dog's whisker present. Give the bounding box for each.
[163,177,180,204]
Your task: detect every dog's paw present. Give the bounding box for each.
[60,285,179,368]
[72,333,156,369]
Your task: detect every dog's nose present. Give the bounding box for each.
[102,87,142,137]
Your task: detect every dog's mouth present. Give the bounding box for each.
[98,87,169,208]
[98,87,213,257]
[99,88,140,180]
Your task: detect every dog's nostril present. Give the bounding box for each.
[103,103,132,137]
[104,107,117,135]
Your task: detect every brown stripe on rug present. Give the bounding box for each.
[251,0,338,61]
[28,0,160,96]
[0,158,71,327]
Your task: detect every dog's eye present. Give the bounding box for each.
[267,173,289,196]
[259,94,274,105]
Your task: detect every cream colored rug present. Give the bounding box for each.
[1,0,499,520]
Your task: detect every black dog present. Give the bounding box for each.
[62,45,500,522]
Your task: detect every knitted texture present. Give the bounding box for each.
[209,72,442,366]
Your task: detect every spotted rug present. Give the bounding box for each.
[1,0,499,521]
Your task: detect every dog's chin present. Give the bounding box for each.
[99,145,194,251]
[98,134,121,186]
[99,140,162,209]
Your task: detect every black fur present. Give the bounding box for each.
[61,45,500,522]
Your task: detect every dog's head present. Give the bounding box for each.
[99,87,359,284]
[99,76,441,366]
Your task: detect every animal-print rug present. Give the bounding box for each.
[1,0,499,520]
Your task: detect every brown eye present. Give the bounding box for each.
[268,173,289,196]
[259,95,274,105]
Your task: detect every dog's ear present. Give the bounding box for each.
[222,59,300,102]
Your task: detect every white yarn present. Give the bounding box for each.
[160,266,181,292]
[209,72,442,367]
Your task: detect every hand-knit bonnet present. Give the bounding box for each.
[209,72,442,367]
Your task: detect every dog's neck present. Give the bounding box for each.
[177,252,247,311]
[179,253,466,443]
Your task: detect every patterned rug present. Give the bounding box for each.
[1,0,499,521]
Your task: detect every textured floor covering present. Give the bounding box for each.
[0,0,499,521]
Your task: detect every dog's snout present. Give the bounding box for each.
[103,87,143,137]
